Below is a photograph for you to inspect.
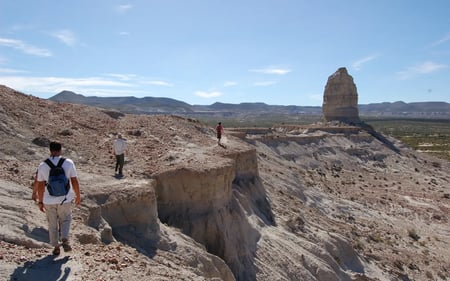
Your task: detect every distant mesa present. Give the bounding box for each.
[322,67,361,123]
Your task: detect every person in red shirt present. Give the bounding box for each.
[215,122,224,145]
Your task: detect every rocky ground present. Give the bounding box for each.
[0,86,240,281]
[253,126,450,280]
[1,85,449,281]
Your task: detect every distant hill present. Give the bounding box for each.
[49,90,193,114]
[49,91,450,118]
[359,101,450,116]
[193,102,322,114]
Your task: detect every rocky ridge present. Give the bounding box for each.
[0,85,449,281]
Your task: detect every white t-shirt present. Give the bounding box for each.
[37,156,77,205]
[113,138,127,155]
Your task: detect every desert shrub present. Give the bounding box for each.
[127,130,142,136]
[59,129,73,136]
[102,110,125,119]
[353,239,365,250]
[368,233,383,243]
[431,161,441,168]
[32,136,50,147]
[286,215,305,233]
[393,259,403,271]
[408,228,420,241]
[437,271,448,279]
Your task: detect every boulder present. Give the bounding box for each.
[322,67,360,123]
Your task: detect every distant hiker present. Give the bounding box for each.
[36,141,81,256]
[215,122,224,145]
[113,134,127,177]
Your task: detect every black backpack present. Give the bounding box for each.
[45,158,70,197]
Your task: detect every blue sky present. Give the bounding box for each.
[0,0,449,106]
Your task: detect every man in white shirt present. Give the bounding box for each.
[113,134,127,177]
[36,141,81,255]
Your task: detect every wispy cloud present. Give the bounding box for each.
[116,4,133,13]
[0,37,52,57]
[0,75,134,96]
[119,31,129,36]
[105,73,173,86]
[195,90,222,98]
[74,88,146,97]
[224,81,237,87]
[397,61,447,80]
[308,93,323,102]
[49,30,77,47]
[0,68,26,74]
[430,33,450,47]
[253,81,277,87]
[352,54,378,71]
[10,24,36,32]
[105,73,138,81]
[250,66,291,75]
[142,80,173,87]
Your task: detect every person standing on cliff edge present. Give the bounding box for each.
[113,134,127,177]
[215,122,224,145]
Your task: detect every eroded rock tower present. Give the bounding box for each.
[322,67,360,123]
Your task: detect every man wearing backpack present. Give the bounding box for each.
[36,141,81,255]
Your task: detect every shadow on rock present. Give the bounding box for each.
[22,225,49,244]
[360,123,401,154]
[232,175,275,226]
[112,226,159,258]
[10,255,70,281]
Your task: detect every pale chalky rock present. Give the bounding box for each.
[322,67,360,123]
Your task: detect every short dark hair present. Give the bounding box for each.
[49,142,62,152]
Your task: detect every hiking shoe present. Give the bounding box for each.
[61,239,72,252]
[52,247,60,255]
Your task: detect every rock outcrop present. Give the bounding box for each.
[153,147,271,280]
[322,67,360,123]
